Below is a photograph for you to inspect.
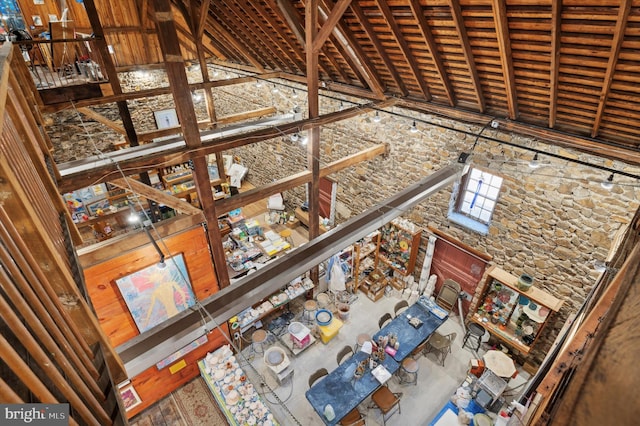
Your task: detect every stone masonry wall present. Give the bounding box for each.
[47,66,640,365]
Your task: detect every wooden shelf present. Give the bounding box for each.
[471,265,564,355]
[376,219,422,276]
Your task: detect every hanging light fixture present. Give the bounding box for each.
[255,80,263,88]
[191,91,202,102]
[529,153,541,169]
[272,84,279,94]
[338,101,344,111]
[292,89,298,99]
[300,133,308,145]
[601,173,614,190]
[410,120,419,133]
[290,132,299,142]
[373,111,382,123]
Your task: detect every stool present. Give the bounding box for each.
[398,357,419,385]
[463,322,486,352]
[280,229,294,247]
[354,333,371,352]
[250,329,273,359]
[302,300,317,325]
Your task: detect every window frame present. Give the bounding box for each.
[448,166,503,234]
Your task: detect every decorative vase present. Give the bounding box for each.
[517,274,534,292]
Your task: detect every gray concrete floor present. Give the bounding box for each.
[232,292,530,426]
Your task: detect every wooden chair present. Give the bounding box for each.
[378,312,393,329]
[394,300,409,317]
[337,345,354,365]
[425,331,457,366]
[308,368,329,388]
[369,384,402,425]
[339,407,366,426]
[436,279,461,314]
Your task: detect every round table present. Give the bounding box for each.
[483,350,516,378]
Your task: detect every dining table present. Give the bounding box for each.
[305,296,448,425]
[305,349,400,426]
[373,296,448,362]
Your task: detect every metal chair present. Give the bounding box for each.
[337,345,354,365]
[425,331,457,366]
[436,279,461,314]
[339,407,366,426]
[369,384,402,426]
[354,333,371,352]
[308,368,329,388]
[463,322,486,352]
[378,312,393,329]
[397,357,419,385]
[394,300,409,317]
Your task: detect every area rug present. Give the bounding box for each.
[172,376,228,426]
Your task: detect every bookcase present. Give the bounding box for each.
[376,218,422,276]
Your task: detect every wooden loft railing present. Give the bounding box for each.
[15,35,108,90]
[0,43,125,425]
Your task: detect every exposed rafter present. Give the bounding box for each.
[408,0,455,106]
[591,0,631,138]
[312,0,352,54]
[446,0,484,112]
[492,0,519,120]
[207,14,265,71]
[375,0,431,101]
[549,0,561,128]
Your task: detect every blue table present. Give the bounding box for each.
[373,297,448,361]
[305,349,400,425]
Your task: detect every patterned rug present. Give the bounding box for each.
[172,377,227,426]
[130,377,228,426]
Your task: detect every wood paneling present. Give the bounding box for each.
[82,226,225,417]
[83,226,219,347]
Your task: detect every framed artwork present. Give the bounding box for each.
[119,383,142,411]
[115,254,196,333]
[85,198,110,216]
[153,108,180,142]
[156,334,208,370]
[32,15,43,26]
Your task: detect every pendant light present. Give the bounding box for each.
[601,173,614,190]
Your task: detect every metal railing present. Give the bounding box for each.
[14,36,108,89]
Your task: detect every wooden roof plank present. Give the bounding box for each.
[492,0,519,119]
[206,11,265,72]
[374,0,432,101]
[447,0,485,111]
[409,0,455,106]
[591,0,632,138]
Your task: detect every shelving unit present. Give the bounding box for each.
[352,231,380,292]
[470,265,563,354]
[376,218,422,276]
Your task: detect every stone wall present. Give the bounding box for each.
[47,65,640,364]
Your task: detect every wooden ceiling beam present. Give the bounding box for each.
[447,0,484,111]
[231,0,296,74]
[318,0,386,98]
[591,0,631,138]
[374,0,431,101]
[312,0,352,54]
[217,1,282,71]
[259,0,307,74]
[409,0,455,106]
[548,0,562,128]
[58,98,397,193]
[492,0,519,120]
[136,0,152,63]
[215,143,388,213]
[207,13,265,72]
[197,0,211,38]
[350,0,407,96]
[109,177,203,216]
[77,107,126,135]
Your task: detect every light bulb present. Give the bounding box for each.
[601,173,614,190]
[272,84,279,93]
[192,91,202,102]
[300,133,308,145]
[290,133,299,142]
[410,120,418,133]
[256,80,263,88]
[373,112,381,123]
[292,89,298,99]
[529,153,540,169]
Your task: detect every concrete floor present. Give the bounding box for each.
[232,292,530,426]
